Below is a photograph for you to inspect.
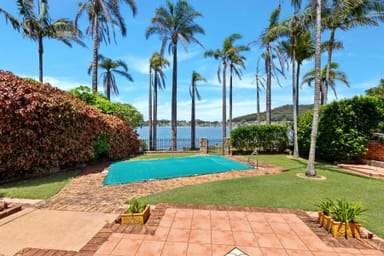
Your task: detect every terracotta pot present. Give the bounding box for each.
[330,220,361,238]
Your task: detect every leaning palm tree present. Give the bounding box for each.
[88,54,133,100]
[205,33,245,148]
[150,52,169,150]
[190,71,206,150]
[228,38,249,133]
[259,6,288,124]
[146,0,205,151]
[305,0,322,177]
[17,0,84,83]
[76,0,137,93]
[322,0,384,104]
[302,62,349,104]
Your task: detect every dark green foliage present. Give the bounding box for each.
[232,104,314,123]
[231,124,289,153]
[366,79,384,100]
[0,71,139,182]
[298,96,382,161]
[70,86,143,128]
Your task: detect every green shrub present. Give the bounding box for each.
[231,124,289,153]
[298,96,382,161]
[70,86,143,128]
[0,71,139,182]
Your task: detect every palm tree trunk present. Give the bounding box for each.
[38,35,43,83]
[191,83,196,150]
[256,70,260,124]
[229,65,233,135]
[222,60,227,154]
[92,16,99,93]
[154,74,158,150]
[148,67,153,151]
[324,28,335,105]
[171,42,177,151]
[266,45,272,125]
[305,0,322,177]
[292,35,299,158]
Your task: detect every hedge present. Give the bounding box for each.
[0,71,139,182]
[231,124,289,153]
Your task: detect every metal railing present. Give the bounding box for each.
[142,138,223,152]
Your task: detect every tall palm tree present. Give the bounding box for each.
[89,54,133,100]
[76,0,137,93]
[260,6,288,124]
[228,38,249,133]
[302,62,350,104]
[204,33,243,149]
[146,0,205,151]
[0,5,20,31]
[190,71,206,150]
[305,0,322,177]
[150,52,169,150]
[17,0,84,83]
[322,0,384,104]
[255,56,265,124]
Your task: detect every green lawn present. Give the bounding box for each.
[0,170,80,199]
[140,154,384,238]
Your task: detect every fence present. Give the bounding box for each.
[141,137,224,153]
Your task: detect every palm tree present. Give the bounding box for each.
[322,0,384,104]
[302,62,349,104]
[255,57,265,124]
[259,6,288,124]
[89,54,133,100]
[305,0,322,177]
[76,0,137,93]
[190,71,206,150]
[146,0,205,151]
[0,5,20,31]
[150,52,169,150]
[16,0,84,83]
[228,38,249,133]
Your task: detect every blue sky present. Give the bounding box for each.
[0,0,383,121]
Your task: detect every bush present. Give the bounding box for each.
[298,96,382,161]
[70,86,143,128]
[0,71,139,182]
[231,124,289,153]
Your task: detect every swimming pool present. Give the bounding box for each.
[103,155,253,185]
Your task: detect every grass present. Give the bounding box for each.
[0,170,80,199]
[140,154,384,238]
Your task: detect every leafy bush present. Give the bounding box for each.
[231,124,289,153]
[0,71,139,182]
[70,86,143,128]
[298,96,382,161]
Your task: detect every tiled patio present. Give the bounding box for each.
[94,207,383,256]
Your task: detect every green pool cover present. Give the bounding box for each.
[104,155,253,185]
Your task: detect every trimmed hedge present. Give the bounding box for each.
[0,71,139,182]
[231,124,289,153]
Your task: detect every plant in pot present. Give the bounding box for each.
[331,198,366,239]
[316,198,335,231]
[120,198,150,225]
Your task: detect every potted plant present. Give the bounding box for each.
[330,198,366,239]
[120,198,150,225]
[316,198,335,230]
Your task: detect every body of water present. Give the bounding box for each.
[136,126,229,150]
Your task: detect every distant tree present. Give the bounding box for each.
[302,62,349,105]
[190,71,206,149]
[149,52,169,150]
[76,0,137,93]
[366,79,384,100]
[259,6,288,124]
[16,0,84,83]
[146,0,205,151]
[322,0,384,104]
[89,54,133,100]
[205,33,244,147]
